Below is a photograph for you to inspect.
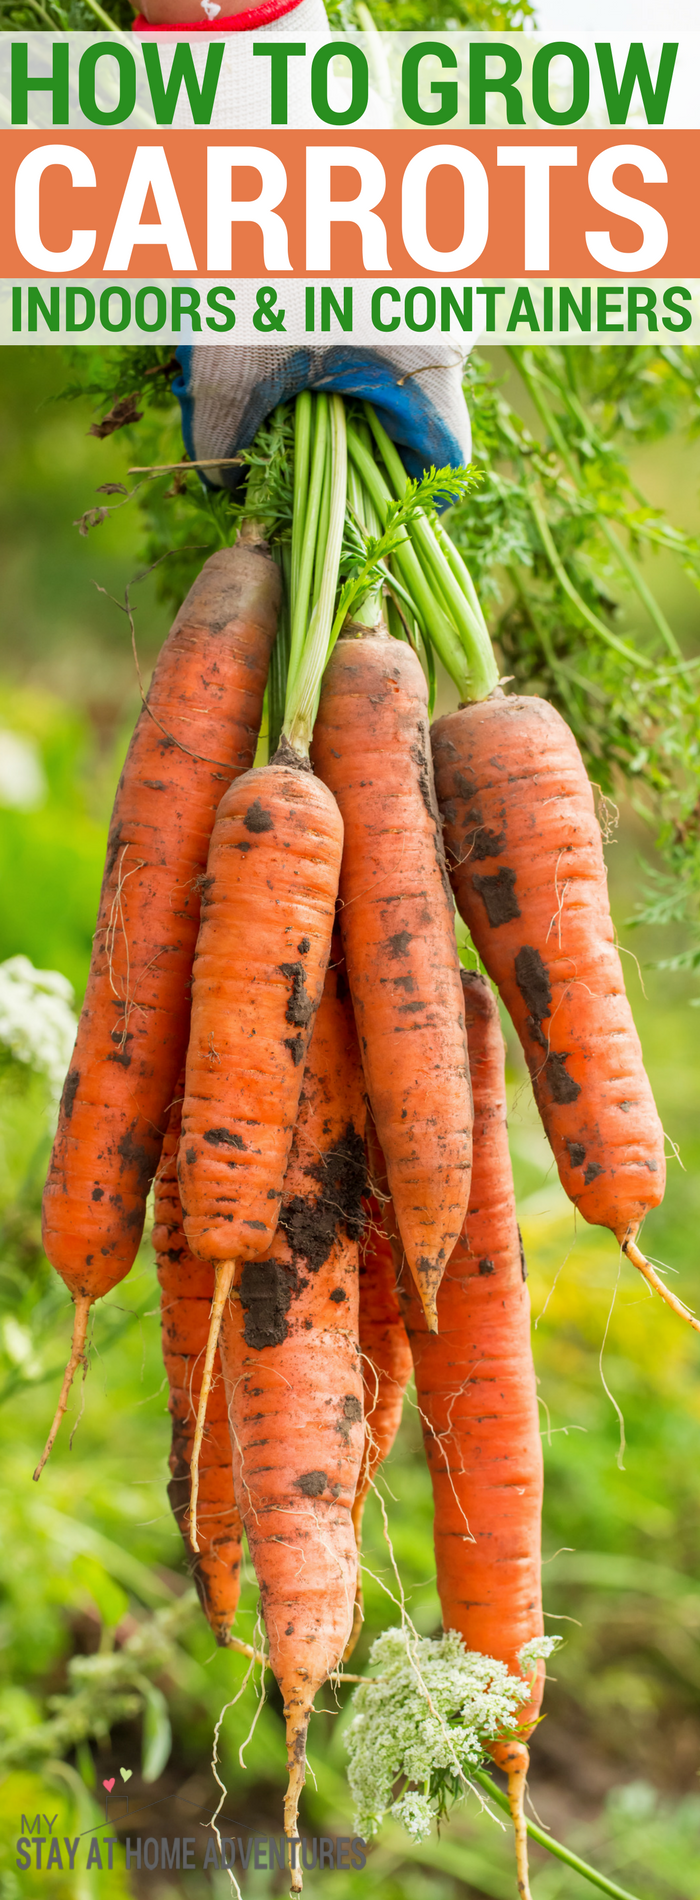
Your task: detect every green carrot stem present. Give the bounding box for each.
[291,391,312,609]
[470,1770,641,1900]
[346,427,468,693]
[414,511,494,667]
[385,590,409,644]
[417,520,480,630]
[283,396,347,757]
[287,395,328,703]
[433,517,490,639]
[380,563,424,627]
[347,456,366,530]
[351,453,382,541]
[313,438,332,611]
[362,400,410,500]
[343,460,384,628]
[268,544,291,759]
[362,402,499,697]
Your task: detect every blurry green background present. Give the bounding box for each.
[1,347,700,1900]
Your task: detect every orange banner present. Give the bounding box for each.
[1,128,697,280]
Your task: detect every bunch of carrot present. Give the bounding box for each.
[36,387,680,1898]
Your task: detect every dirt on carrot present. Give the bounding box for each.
[432,695,668,1279]
[391,972,544,1899]
[313,627,473,1331]
[176,750,344,1547]
[37,540,280,1476]
[219,940,366,1884]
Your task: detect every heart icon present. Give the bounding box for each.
[120,1769,133,1783]
[103,1779,115,1794]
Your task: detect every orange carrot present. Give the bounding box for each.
[220,942,366,1883]
[312,627,472,1330]
[394,972,543,1899]
[432,695,677,1322]
[177,750,343,1547]
[37,540,279,1478]
[154,1076,242,1645]
[344,1175,412,1662]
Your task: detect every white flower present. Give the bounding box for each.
[0,956,77,1103]
[0,731,47,811]
[518,1635,562,1676]
[346,1625,536,1843]
[391,1790,434,1841]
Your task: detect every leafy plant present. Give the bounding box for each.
[346,1628,558,1842]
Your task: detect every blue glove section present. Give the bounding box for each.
[173,343,471,487]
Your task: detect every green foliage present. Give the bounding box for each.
[333,0,533,27]
[0,0,132,35]
[448,346,700,978]
[345,1628,555,1842]
[0,1593,188,1781]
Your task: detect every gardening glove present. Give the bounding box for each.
[132,0,472,477]
[175,341,472,486]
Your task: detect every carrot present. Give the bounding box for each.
[219,943,366,1884]
[395,971,544,1900]
[431,694,679,1325]
[312,627,473,1331]
[344,1149,413,1662]
[178,759,343,1544]
[154,1076,242,1645]
[178,396,350,1548]
[36,538,280,1478]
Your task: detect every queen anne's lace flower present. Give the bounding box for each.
[390,1790,435,1841]
[0,956,77,1104]
[518,1634,561,1676]
[346,1626,559,1842]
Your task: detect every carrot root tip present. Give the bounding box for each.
[624,1237,700,1335]
[489,1741,532,1900]
[33,1296,91,1481]
[188,1258,236,1552]
[419,1287,439,1334]
[284,1716,309,1892]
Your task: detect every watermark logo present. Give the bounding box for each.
[14,1796,367,1877]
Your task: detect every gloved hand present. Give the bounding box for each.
[132,0,473,478]
[175,341,472,486]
